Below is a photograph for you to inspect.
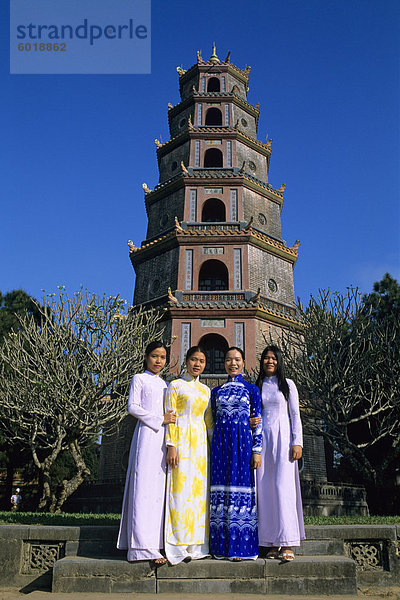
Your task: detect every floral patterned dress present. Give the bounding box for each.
[164,374,212,565]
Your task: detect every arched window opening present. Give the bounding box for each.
[205,107,222,126]
[202,198,226,222]
[198,260,228,291]
[207,77,220,92]
[199,333,229,375]
[204,148,223,168]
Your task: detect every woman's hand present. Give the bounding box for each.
[290,445,302,461]
[166,446,179,468]
[251,453,261,469]
[249,414,261,429]
[163,409,176,425]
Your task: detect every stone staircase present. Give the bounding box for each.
[52,534,357,595]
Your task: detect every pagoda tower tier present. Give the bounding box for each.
[129,46,302,374]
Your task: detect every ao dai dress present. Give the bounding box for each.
[209,374,262,559]
[164,374,211,565]
[117,371,168,561]
[256,376,305,548]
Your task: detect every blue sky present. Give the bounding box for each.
[1,0,399,306]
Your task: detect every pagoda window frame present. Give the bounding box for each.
[199,333,229,375]
[204,147,223,168]
[201,197,226,222]
[198,259,229,291]
[207,77,220,92]
[205,107,222,126]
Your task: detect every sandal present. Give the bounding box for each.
[279,549,295,561]
[153,557,167,566]
[266,549,279,560]
[232,557,242,561]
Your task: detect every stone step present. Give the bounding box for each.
[52,555,357,595]
[74,528,345,559]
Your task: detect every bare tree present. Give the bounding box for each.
[0,289,164,512]
[278,287,400,489]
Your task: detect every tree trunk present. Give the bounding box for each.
[53,442,90,513]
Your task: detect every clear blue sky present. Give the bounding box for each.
[1,0,399,306]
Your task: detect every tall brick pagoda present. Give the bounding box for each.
[85,47,368,516]
[128,45,302,374]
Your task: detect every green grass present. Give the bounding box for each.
[0,511,399,527]
[0,511,121,526]
[304,515,400,525]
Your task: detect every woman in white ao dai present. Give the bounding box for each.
[255,345,305,561]
[117,342,176,564]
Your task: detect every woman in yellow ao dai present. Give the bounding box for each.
[165,346,212,565]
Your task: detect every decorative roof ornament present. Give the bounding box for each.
[244,65,251,75]
[291,240,301,251]
[180,161,189,175]
[243,216,254,232]
[174,216,184,232]
[277,183,286,194]
[249,287,261,303]
[142,183,152,194]
[197,50,204,64]
[255,102,260,110]
[168,102,173,109]
[224,50,231,63]
[209,42,220,64]
[188,115,193,129]
[176,66,186,76]
[266,139,272,149]
[168,287,178,304]
[154,139,162,148]
[127,240,136,253]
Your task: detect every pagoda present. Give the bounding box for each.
[129,45,302,374]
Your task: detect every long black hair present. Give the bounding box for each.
[255,345,289,401]
[143,340,167,370]
[186,345,206,361]
[225,346,245,360]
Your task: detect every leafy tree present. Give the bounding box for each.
[278,277,400,502]
[0,288,164,512]
[0,289,41,344]
[0,289,42,509]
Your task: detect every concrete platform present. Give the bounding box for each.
[52,555,357,595]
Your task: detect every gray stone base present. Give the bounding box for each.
[52,556,357,595]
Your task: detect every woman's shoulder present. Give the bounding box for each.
[197,381,210,393]
[242,378,260,393]
[168,377,185,390]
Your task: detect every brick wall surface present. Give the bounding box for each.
[248,246,295,304]
[242,188,282,239]
[133,247,180,304]
[235,141,268,183]
[146,188,184,239]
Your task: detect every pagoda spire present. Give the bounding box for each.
[209,42,220,64]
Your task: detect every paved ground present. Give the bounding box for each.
[1,588,400,600]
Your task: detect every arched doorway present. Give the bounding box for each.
[204,148,223,168]
[199,333,228,374]
[202,198,226,222]
[207,77,220,92]
[205,107,222,126]
[198,260,229,290]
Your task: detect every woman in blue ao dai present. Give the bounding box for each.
[255,345,305,562]
[209,347,262,560]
